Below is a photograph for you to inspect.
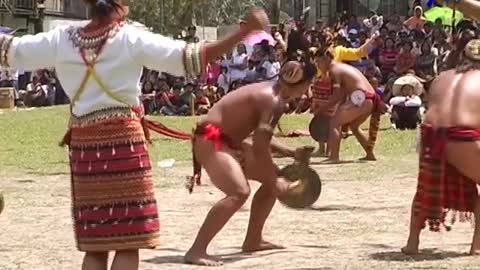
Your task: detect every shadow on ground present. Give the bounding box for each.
[370,248,468,262]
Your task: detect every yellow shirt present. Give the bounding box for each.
[316,46,369,77]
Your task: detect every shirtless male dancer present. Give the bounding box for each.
[401,28,480,256]
[185,60,317,266]
[313,47,386,162]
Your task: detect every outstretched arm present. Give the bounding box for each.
[0,28,60,70]
[131,8,269,79]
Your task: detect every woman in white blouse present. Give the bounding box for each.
[0,0,269,269]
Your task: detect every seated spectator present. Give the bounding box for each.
[194,88,211,115]
[24,75,48,107]
[416,40,437,79]
[364,60,382,81]
[389,84,422,130]
[379,38,398,82]
[386,14,403,32]
[159,83,189,116]
[395,41,416,75]
[141,81,156,114]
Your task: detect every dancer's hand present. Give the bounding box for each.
[244,8,269,32]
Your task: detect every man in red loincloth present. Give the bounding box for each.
[313,47,387,162]
[185,60,317,266]
[402,33,480,255]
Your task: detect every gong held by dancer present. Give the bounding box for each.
[313,45,387,163]
[185,60,317,266]
[0,0,270,269]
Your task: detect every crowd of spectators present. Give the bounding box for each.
[7,3,465,122]
[139,4,458,118]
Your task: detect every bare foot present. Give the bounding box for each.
[321,158,341,164]
[401,246,419,255]
[469,248,480,256]
[242,240,285,253]
[359,155,377,161]
[184,250,223,267]
[311,149,327,158]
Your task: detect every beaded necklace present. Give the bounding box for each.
[68,20,125,64]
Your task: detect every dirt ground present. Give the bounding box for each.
[2,161,480,270]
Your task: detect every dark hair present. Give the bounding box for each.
[455,30,480,72]
[85,0,123,18]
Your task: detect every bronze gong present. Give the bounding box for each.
[309,114,330,143]
[277,149,322,209]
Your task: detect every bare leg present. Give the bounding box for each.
[82,252,108,270]
[242,184,284,252]
[470,198,480,255]
[111,250,139,270]
[402,198,424,255]
[350,113,376,160]
[326,125,342,162]
[327,102,374,162]
[185,139,251,267]
[312,142,327,157]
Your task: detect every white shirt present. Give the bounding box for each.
[262,61,280,80]
[7,25,195,116]
[217,73,230,92]
[229,53,247,81]
[389,96,422,107]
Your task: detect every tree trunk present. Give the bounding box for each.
[271,0,280,24]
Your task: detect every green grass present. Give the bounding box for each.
[0,105,417,176]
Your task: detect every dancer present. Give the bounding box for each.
[402,34,480,255]
[314,47,387,162]
[186,60,317,266]
[0,0,269,269]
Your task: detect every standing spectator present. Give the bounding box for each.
[261,49,281,81]
[217,66,230,93]
[229,43,248,85]
[363,14,383,36]
[404,6,426,30]
[184,25,200,43]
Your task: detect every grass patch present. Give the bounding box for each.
[0,106,417,176]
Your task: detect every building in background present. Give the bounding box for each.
[0,0,88,34]
[281,0,410,25]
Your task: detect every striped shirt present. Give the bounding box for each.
[379,49,398,73]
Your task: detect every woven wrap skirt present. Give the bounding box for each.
[67,107,160,252]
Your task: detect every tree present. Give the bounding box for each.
[127,0,268,35]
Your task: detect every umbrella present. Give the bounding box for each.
[392,75,425,96]
[424,6,464,26]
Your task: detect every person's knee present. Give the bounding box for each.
[231,186,251,203]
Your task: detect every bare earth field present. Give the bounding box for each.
[2,157,480,270]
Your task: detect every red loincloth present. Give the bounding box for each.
[188,123,239,193]
[414,123,480,231]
